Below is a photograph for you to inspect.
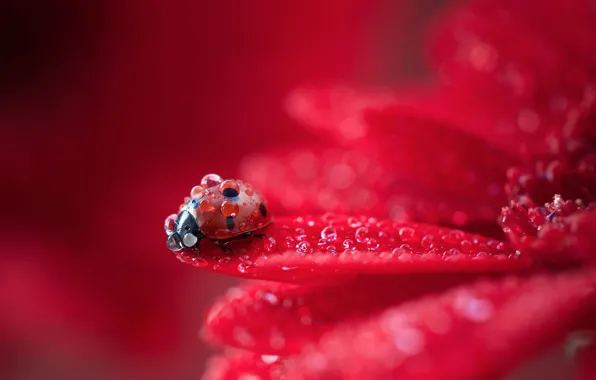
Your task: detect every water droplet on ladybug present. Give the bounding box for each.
[164,214,177,234]
[201,173,223,188]
[221,200,240,217]
[239,222,247,232]
[244,187,254,196]
[219,180,240,197]
[190,185,205,199]
[199,199,215,213]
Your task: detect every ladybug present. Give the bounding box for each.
[164,173,272,253]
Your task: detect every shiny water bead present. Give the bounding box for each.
[199,199,216,213]
[244,186,255,196]
[190,185,206,199]
[320,226,338,241]
[221,200,240,217]
[201,173,223,188]
[220,180,240,198]
[354,227,369,243]
[164,214,177,234]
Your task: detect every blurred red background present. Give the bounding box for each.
[0,1,446,379]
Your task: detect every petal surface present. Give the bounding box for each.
[288,269,596,379]
[203,274,491,354]
[171,215,532,282]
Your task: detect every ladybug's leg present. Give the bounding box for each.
[213,240,233,254]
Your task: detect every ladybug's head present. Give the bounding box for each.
[165,210,203,252]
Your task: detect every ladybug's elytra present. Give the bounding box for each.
[164,173,272,253]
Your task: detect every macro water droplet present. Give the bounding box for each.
[221,200,240,217]
[399,227,417,242]
[420,235,434,249]
[320,226,338,241]
[343,239,355,250]
[347,216,362,228]
[263,237,277,253]
[199,199,216,213]
[190,185,205,199]
[296,241,313,255]
[244,187,254,196]
[201,173,223,188]
[354,226,369,243]
[238,261,255,274]
[219,180,240,197]
[164,214,177,234]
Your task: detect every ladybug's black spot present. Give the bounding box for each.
[226,216,235,230]
[259,203,267,217]
[223,188,239,198]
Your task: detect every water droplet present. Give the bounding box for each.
[263,237,277,252]
[263,292,279,305]
[320,226,338,241]
[199,199,215,213]
[399,227,417,242]
[326,245,337,255]
[244,187,254,196]
[420,235,434,249]
[190,185,205,199]
[164,214,177,234]
[347,216,362,228]
[221,200,240,217]
[354,227,369,243]
[295,227,306,235]
[219,180,240,197]
[238,261,255,274]
[296,241,313,255]
[343,239,355,250]
[201,173,223,188]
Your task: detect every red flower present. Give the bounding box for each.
[166,0,596,379]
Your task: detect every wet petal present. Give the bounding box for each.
[429,0,596,158]
[203,274,488,354]
[288,269,596,379]
[500,195,596,267]
[366,109,518,227]
[170,215,532,282]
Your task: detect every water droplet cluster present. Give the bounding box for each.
[293,272,596,379]
[500,194,596,265]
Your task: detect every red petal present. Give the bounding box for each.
[239,145,389,217]
[366,109,518,227]
[171,215,532,282]
[288,269,596,380]
[577,339,596,380]
[429,0,596,158]
[500,195,596,266]
[203,274,487,354]
[284,85,400,141]
[202,350,286,380]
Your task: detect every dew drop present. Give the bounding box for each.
[420,235,434,249]
[219,180,240,197]
[320,226,338,241]
[164,214,177,234]
[238,262,255,274]
[190,185,205,199]
[199,199,216,213]
[221,200,240,217]
[201,173,223,188]
[347,216,362,228]
[296,241,313,255]
[343,239,355,250]
[263,237,277,253]
[354,226,369,243]
[244,187,254,196]
[399,227,417,242]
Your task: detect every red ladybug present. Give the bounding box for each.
[164,174,272,253]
